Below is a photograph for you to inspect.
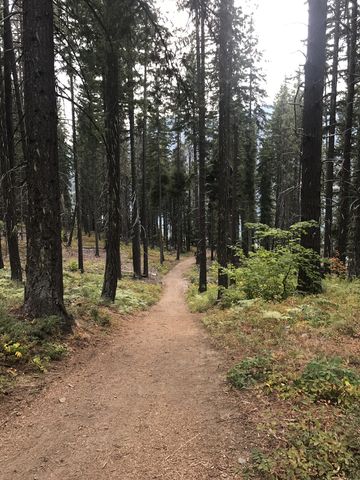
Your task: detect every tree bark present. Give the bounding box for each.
[155,82,164,265]
[67,205,77,248]
[175,129,182,261]
[101,0,121,301]
[23,0,69,324]
[197,0,207,292]
[5,0,27,163]
[141,28,149,278]
[128,58,141,278]
[324,1,340,259]
[231,121,240,261]
[0,231,4,270]
[217,0,233,295]
[337,0,357,262]
[70,72,84,273]
[94,213,100,257]
[2,0,22,282]
[298,0,327,293]
[348,121,360,276]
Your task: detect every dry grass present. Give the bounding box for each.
[189,274,360,479]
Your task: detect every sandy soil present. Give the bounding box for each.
[0,257,250,479]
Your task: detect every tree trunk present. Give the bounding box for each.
[175,129,182,261]
[156,90,164,265]
[298,0,327,293]
[101,0,121,301]
[94,213,100,257]
[128,59,142,278]
[70,72,84,273]
[217,0,233,295]
[23,0,69,324]
[5,0,27,163]
[192,117,199,256]
[186,149,192,252]
[0,231,4,270]
[2,0,22,282]
[324,0,340,260]
[337,0,357,262]
[348,120,360,276]
[67,205,77,248]
[231,121,241,262]
[141,28,149,278]
[197,0,207,292]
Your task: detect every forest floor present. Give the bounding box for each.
[0,256,254,480]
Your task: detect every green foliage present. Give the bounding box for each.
[89,307,111,327]
[0,312,66,373]
[0,274,24,308]
[0,374,13,395]
[2,341,28,360]
[224,222,322,303]
[187,284,218,312]
[294,357,360,406]
[0,312,62,344]
[115,280,162,313]
[226,247,297,301]
[68,260,78,272]
[42,343,68,361]
[227,356,273,389]
[32,355,47,372]
[289,304,332,327]
[250,418,360,480]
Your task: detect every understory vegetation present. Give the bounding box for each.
[0,243,175,398]
[188,236,360,479]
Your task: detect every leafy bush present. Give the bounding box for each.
[43,342,68,361]
[32,355,47,372]
[0,311,66,371]
[250,418,360,480]
[294,357,360,406]
[0,374,13,395]
[227,247,298,301]
[227,356,273,389]
[224,222,322,303]
[90,307,111,327]
[187,284,218,312]
[2,341,28,361]
[0,312,62,344]
[329,252,347,277]
[289,304,332,327]
[68,260,78,272]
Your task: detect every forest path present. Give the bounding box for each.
[0,257,247,480]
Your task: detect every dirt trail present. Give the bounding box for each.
[0,257,248,479]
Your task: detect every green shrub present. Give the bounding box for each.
[0,374,13,395]
[250,418,359,480]
[68,260,78,272]
[32,355,47,372]
[224,222,322,303]
[187,284,218,312]
[43,342,68,361]
[0,313,62,343]
[2,341,28,362]
[90,307,111,327]
[227,356,273,389]
[294,357,360,406]
[290,304,332,327]
[28,316,63,340]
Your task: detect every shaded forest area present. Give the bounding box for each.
[2,0,360,478]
